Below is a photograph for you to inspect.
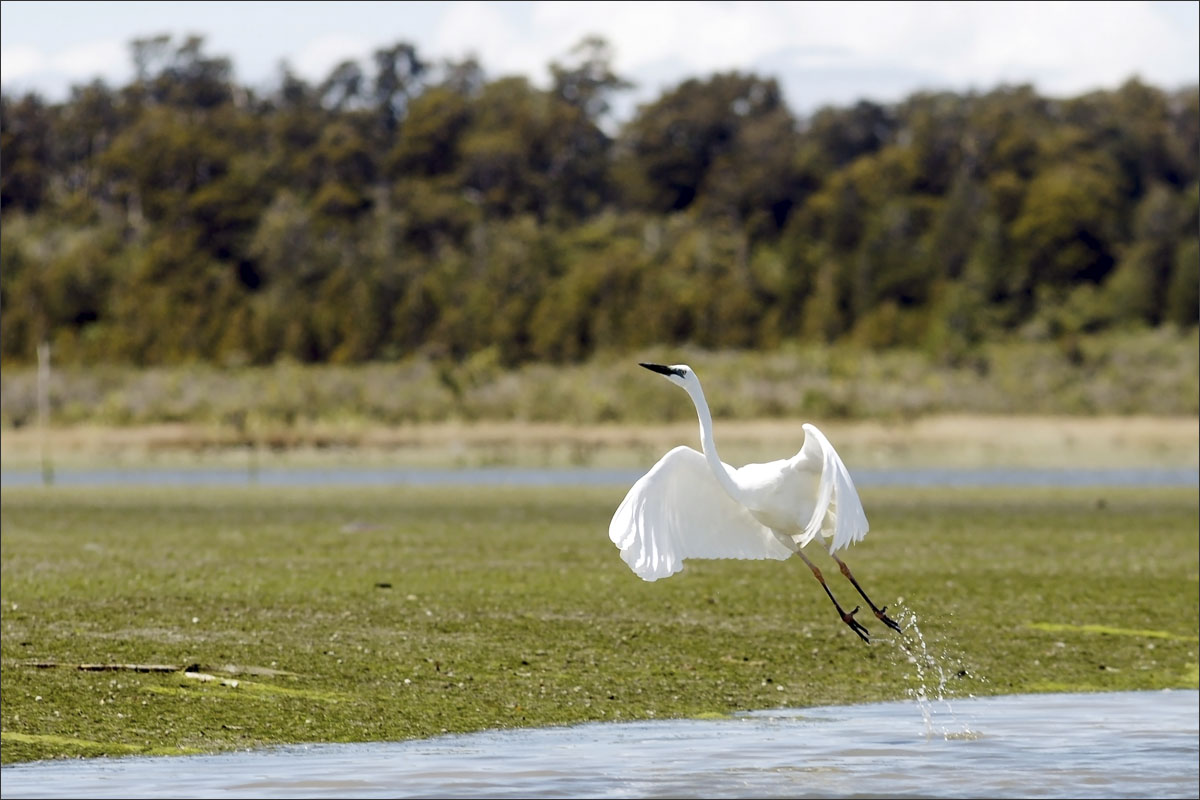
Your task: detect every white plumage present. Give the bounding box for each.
[608,363,897,642]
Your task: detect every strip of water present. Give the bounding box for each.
[2,690,1195,798]
[2,466,1197,488]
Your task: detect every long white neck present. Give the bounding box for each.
[684,382,746,504]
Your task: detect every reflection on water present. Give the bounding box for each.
[2,690,1196,799]
[2,466,1197,488]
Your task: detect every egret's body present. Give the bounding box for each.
[609,363,899,641]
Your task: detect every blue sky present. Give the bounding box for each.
[3,1,1197,121]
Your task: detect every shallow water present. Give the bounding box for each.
[3,690,1196,799]
[2,465,1197,488]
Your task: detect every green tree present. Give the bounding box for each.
[614,72,794,218]
[1104,183,1189,324]
[1010,157,1122,309]
[371,42,426,136]
[802,100,896,172]
[0,93,52,212]
[2,37,1197,368]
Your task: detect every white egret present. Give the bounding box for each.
[609,362,900,642]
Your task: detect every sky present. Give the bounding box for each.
[2,0,1198,122]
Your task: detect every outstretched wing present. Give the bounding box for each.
[798,422,869,552]
[609,446,794,581]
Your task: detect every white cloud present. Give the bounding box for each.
[528,1,793,79]
[1,0,1194,113]
[291,33,373,83]
[0,39,128,97]
[933,1,1186,93]
[50,39,127,81]
[431,1,534,77]
[577,1,1197,114]
[0,44,45,80]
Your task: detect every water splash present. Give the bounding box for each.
[885,601,985,740]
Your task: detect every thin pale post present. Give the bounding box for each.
[37,340,54,486]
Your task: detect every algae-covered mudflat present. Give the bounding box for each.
[2,483,1197,765]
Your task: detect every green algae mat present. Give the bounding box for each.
[2,484,1197,764]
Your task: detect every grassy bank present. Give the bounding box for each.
[3,330,1195,471]
[3,330,1197,433]
[2,484,1197,765]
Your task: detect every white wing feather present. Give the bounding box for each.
[798,423,869,552]
[609,446,794,581]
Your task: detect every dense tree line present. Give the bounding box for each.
[2,34,1197,368]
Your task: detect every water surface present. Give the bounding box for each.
[2,466,1196,488]
[2,690,1195,799]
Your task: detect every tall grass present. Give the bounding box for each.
[2,329,1197,430]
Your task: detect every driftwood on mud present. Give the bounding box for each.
[21,661,298,676]
[24,662,182,672]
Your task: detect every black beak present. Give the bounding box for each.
[639,362,678,377]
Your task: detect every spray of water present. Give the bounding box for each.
[885,600,986,740]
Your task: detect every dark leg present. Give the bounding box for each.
[831,553,902,634]
[796,549,870,643]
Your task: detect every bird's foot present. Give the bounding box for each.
[874,605,903,634]
[841,605,870,643]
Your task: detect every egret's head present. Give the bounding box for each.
[639,362,695,389]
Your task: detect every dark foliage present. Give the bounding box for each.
[2,35,1196,367]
